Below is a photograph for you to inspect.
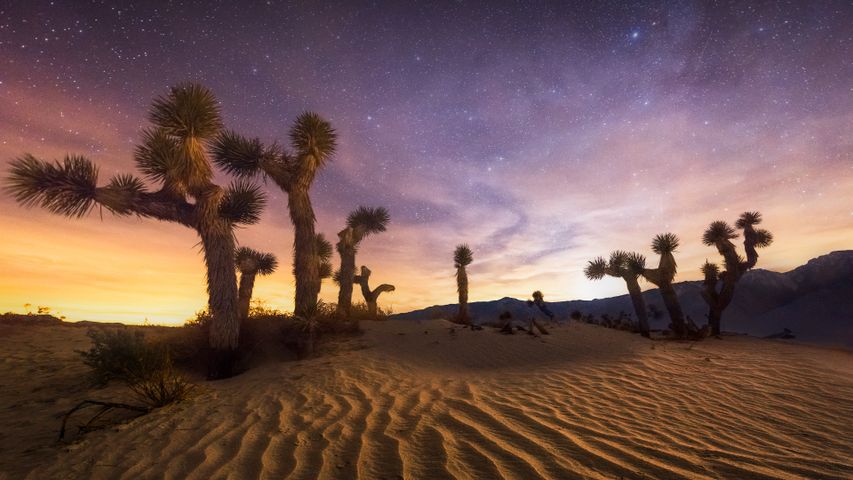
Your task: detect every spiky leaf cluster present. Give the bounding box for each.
[735,211,762,228]
[347,206,390,235]
[651,233,680,255]
[625,252,647,274]
[134,128,182,185]
[210,130,273,178]
[584,257,608,280]
[454,244,473,268]
[149,82,223,141]
[219,180,266,225]
[609,250,629,269]
[701,261,720,280]
[290,112,337,167]
[235,247,278,276]
[753,229,774,248]
[5,154,99,218]
[702,221,738,246]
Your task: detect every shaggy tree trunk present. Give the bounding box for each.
[712,274,737,336]
[707,307,722,337]
[289,188,319,317]
[237,271,256,324]
[200,222,239,379]
[624,276,650,338]
[457,267,469,324]
[336,227,357,317]
[659,283,686,338]
[195,185,240,379]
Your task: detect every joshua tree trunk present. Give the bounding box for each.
[643,269,686,338]
[659,284,686,337]
[198,210,240,379]
[710,274,736,336]
[289,188,319,317]
[336,227,357,317]
[457,267,469,324]
[237,271,256,324]
[624,276,650,337]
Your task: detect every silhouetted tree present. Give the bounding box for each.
[335,206,389,317]
[235,247,278,323]
[453,244,473,324]
[640,233,687,338]
[5,83,265,379]
[211,114,337,317]
[353,266,395,318]
[701,212,773,336]
[531,290,555,320]
[584,251,651,337]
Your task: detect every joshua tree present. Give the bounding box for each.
[211,114,337,318]
[701,212,773,336]
[235,247,278,323]
[584,251,651,337]
[336,206,390,317]
[5,83,265,379]
[453,244,473,324]
[637,233,687,338]
[353,266,395,318]
[531,290,555,321]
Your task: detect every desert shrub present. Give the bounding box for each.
[570,310,583,321]
[78,328,194,409]
[79,328,168,386]
[128,355,195,408]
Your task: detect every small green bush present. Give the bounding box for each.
[79,328,167,386]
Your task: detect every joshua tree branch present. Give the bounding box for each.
[371,284,396,299]
[94,187,196,227]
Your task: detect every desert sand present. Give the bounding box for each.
[1,319,852,480]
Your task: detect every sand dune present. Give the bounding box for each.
[2,319,852,479]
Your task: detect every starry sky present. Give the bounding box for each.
[1,1,851,324]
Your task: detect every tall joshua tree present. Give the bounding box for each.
[211,114,337,318]
[336,206,390,317]
[640,233,687,338]
[454,244,474,324]
[236,247,278,323]
[584,251,651,337]
[353,266,395,318]
[5,83,265,379]
[701,212,773,336]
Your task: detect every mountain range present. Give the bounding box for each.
[391,251,853,347]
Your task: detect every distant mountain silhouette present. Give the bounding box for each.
[392,251,853,347]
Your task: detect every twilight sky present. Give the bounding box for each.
[1,1,851,324]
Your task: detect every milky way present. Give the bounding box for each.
[1,1,851,323]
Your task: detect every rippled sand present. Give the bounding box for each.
[3,319,852,479]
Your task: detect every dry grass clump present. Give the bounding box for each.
[128,357,195,408]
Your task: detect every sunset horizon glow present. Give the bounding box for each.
[1,2,851,325]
